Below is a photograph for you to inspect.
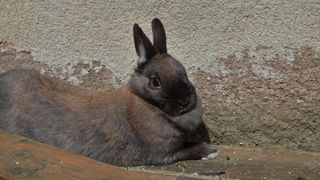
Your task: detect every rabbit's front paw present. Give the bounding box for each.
[201,145,219,160]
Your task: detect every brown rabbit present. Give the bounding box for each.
[0,18,218,166]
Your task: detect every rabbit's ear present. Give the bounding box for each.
[133,23,156,67]
[152,18,167,54]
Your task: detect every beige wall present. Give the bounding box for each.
[1,0,319,151]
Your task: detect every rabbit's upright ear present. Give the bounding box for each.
[133,23,156,68]
[152,18,167,54]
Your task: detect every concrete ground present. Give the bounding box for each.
[0,130,319,180]
[133,146,320,179]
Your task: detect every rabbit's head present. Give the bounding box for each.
[129,18,197,117]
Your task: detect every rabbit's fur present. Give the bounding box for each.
[0,18,218,166]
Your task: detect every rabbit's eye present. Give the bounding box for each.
[150,78,161,89]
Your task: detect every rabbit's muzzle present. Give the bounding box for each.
[178,95,197,115]
[162,93,197,117]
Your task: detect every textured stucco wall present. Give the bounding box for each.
[0,0,319,151]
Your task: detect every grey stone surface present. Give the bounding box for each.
[1,0,319,84]
[0,0,319,151]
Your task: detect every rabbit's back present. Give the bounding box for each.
[0,69,119,149]
[0,69,97,141]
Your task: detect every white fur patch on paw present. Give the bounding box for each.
[201,157,209,160]
[202,151,219,160]
[207,151,219,158]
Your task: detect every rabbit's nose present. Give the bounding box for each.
[179,96,197,114]
[178,99,190,107]
[178,99,193,114]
